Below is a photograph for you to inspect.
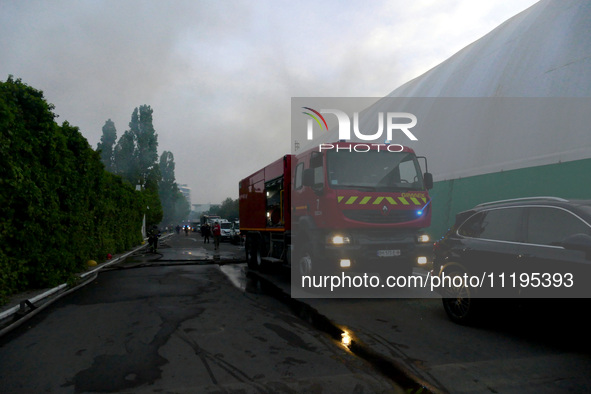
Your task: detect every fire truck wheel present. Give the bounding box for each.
[297,241,317,276]
[254,242,266,271]
[245,237,255,269]
[246,235,266,271]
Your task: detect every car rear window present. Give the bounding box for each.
[458,207,522,242]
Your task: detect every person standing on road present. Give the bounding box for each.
[202,223,211,244]
[212,221,221,251]
[148,225,160,253]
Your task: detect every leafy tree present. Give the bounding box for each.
[109,105,163,228]
[210,197,239,221]
[96,119,117,172]
[130,105,159,187]
[112,105,159,189]
[142,187,163,229]
[160,151,176,187]
[113,129,137,181]
[158,151,190,226]
[142,159,163,227]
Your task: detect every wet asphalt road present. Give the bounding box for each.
[0,234,401,393]
[3,233,591,393]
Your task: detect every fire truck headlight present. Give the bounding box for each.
[329,234,351,245]
[417,256,428,265]
[417,234,430,243]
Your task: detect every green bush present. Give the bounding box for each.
[0,77,145,304]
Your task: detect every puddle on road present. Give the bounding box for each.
[221,267,436,394]
[218,263,248,291]
[159,247,212,261]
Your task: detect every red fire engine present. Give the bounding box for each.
[239,141,433,277]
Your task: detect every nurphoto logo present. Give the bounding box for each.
[302,107,418,142]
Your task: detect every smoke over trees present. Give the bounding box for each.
[97,105,188,227]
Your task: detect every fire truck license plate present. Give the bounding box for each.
[377,250,401,257]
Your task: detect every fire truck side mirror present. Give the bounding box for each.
[302,168,314,187]
[303,168,324,195]
[424,172,433,190]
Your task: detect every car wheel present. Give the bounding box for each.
[441,270,479,324]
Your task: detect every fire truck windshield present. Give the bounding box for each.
[326,150,425,192]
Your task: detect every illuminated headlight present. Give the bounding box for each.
[417,256,428,265]
[329,235,351,245]
[340,259,351,268]
[417,234,430,243]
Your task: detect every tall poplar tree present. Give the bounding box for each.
[112,129,137,182]
[111,105,162,227]
[131,105,159,187]
[96,119,117,172]
[159,151,190,226]
[112,105,159,188]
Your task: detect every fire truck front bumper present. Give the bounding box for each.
[323,231,433,274]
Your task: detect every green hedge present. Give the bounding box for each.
[0,77,144,304]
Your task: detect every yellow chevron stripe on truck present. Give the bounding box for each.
[337,195,427,205]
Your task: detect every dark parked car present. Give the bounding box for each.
[433,197,591,324]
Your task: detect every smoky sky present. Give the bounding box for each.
[0,0,539,205]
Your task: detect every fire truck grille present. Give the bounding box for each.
[343,209,419,224]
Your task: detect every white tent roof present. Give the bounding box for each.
[389,0,591,98]
[378,0,591,180]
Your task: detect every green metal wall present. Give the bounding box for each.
[428,158,591,239]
